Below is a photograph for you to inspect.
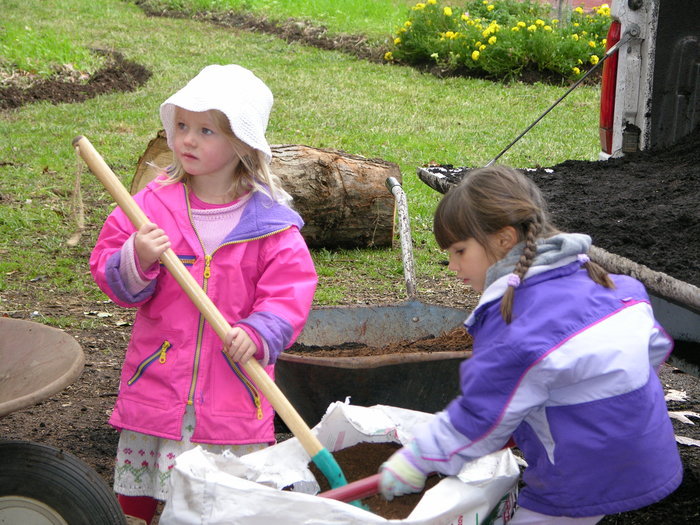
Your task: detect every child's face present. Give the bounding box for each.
[172,108,238,180]
[446,236,498,293]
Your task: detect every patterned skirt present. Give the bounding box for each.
[113,405,267,501]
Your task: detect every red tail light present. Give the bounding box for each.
[599,20,622,154]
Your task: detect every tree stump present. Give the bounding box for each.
[131,131,399,248]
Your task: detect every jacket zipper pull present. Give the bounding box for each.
[254,395,263,420]
[158,341,171,364]
[203,255,212,279]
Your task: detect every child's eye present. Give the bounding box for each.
[202,127,213,135]
[176,122,186,130]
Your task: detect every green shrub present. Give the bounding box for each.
[386,0,612,82]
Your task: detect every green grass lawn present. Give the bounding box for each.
[0,0,601,323]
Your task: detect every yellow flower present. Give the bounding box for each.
[412,3,426,10]
[404,20,412,27]
[573,22,580,27]
[444,6,453,16]
[445,31,455,39]
[487,4,494,10]
[394,37,401,44]
[467,19,474,26]
[480,44,486,51]
[517,21,526,28]
[552,19,559,24]
[571,34,579,41]
[471,50,480,61]
[482,0,488,4]
[482,27,492,38]
[544,25,552,31]
[528,24,537,32]
[590,55,599,65]
[427,0,436,4]
[602,38,607,45]
[572,67,581,75]
[461,13,470,21]
[488,36,497,45]
[384,51,393,61]
[475,41,482,48]
[535,19,545,26]
[589,40,596,48]
[574,7,584,14]
[512,26,520,32]
[430,52,439,59]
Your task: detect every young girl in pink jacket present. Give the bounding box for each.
[90,64,317,523]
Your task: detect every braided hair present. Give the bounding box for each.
[433,165,613,324]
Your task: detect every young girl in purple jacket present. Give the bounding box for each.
[378,166,681,524]
[90,64,317,523]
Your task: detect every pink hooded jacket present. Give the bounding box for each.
[90,178,317,445]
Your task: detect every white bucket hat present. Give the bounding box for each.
[160,64,273,163]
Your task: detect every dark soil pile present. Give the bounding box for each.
[425,125,700,288]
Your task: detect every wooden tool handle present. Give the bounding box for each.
[72,135,323,457]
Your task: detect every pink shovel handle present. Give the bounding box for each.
[317,474,381,502]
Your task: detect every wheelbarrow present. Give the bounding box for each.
[0,317,127,524]
[274,178,473,428]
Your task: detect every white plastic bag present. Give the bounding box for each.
[160,402,519,525]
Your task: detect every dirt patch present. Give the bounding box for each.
[0,50,151,110]
[135,0,388,64]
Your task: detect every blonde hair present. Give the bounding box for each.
[433,165,613,323]
[161,109,290,205]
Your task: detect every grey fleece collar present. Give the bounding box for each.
[484,233,592,289]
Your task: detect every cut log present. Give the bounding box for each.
[131,131,398,248]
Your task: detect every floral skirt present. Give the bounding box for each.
[113,406,267,501]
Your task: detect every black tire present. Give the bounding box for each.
[0,440,126,525]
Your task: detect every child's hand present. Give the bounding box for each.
[223,327,257,363]
[378,443,427,501]
[134,223,171,270]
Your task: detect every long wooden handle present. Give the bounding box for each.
[73,135,323,458]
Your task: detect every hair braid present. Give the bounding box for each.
[501,221,540,323]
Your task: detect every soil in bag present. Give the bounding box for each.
[309,442,443,520]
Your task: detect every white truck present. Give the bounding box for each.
[599,0,700,158]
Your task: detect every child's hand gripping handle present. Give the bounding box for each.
[72,135,349,490]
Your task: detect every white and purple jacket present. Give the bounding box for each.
[408,244,682,517]
[90,179,317,445]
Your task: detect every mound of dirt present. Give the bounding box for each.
[423,124,700,289]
